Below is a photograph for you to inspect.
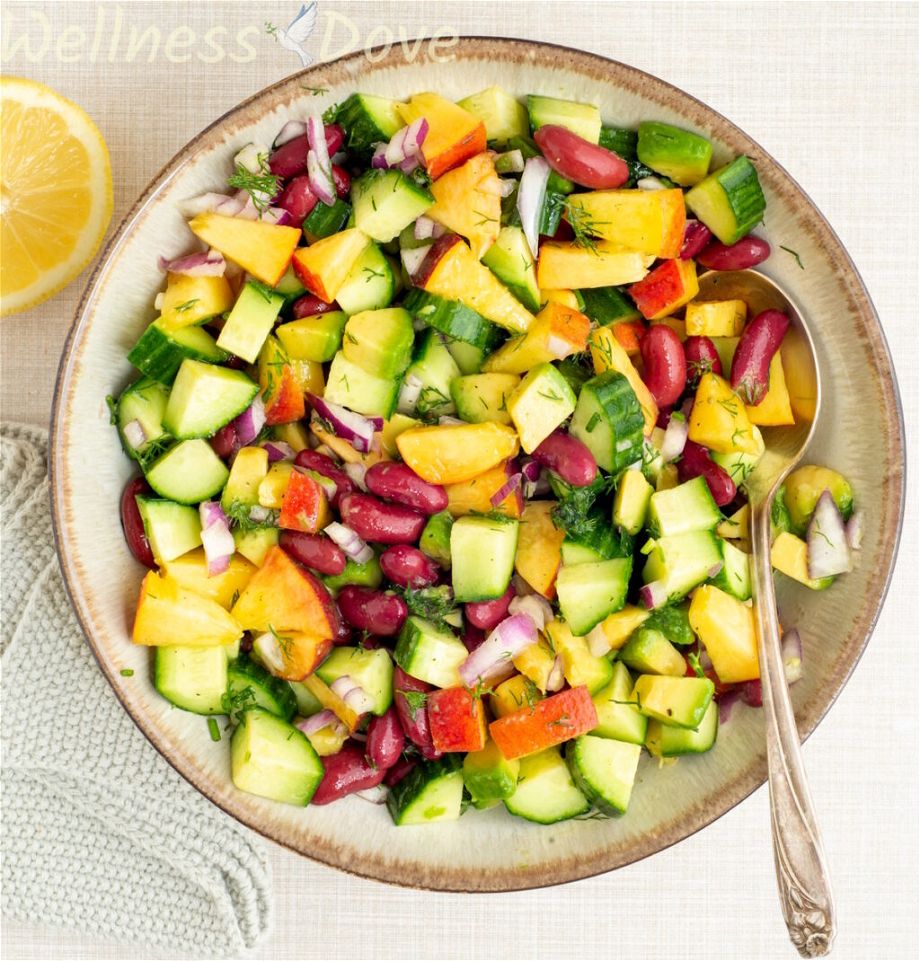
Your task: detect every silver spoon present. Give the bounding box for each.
[697,269,835,958]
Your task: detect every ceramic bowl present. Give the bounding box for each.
[51,38,905,891]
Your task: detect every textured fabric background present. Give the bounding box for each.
[1,2,917,959]
[0,425,273,954]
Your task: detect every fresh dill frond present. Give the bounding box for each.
[228,154,281,214]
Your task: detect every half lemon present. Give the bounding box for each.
[1,76,113,316]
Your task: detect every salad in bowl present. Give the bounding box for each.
[110,85,861,826]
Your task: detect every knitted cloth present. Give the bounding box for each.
[0,423,272,955]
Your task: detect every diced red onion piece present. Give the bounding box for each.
[517,157,550,258]
[781,629,803,685]
[438,415,465,426]
[297,709,347,737]
[400,246,431,278]
[637,176,668,191]
[707,562,724,579]
[307,150,336,206]
[490,472,522,507]
[546,655,565,692]
[308,394,376,453]
[343,461,368,491]
[199,501,234,575]
[639,579,670,610]
[330,675,376,715]
[306,116,336,206]
[263,441,295,463]
[660,414,689,463]
[397,373,424,414]
[158,249,227,277]
[261,207,293,226]
[845,510,863,551]
[324,521,374,564]
[414,216,437,240]
[520,458,541,483]
[371,143,389,169]
[252,632,285,674]
[382,118,428,169]
[274,120,308,148]
[179,192,235,217]
[225,191,261,220]
[231,396,266,447]
[122,419,147,450]
[459,613,538,688]
[508,594,553,634]
[807,490,851,578]
[718,687,743,724]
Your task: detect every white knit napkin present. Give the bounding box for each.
[0,423,273,955]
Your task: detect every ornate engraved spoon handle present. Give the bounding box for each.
[751,499,836,958]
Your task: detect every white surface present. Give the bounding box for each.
[1,2,917,958]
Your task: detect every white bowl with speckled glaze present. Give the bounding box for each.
[51,39,905,891]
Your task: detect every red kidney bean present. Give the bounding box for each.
[277,175,318,222]
[268,125,344,179]
[331,164,350,198]
[294,449,354,506]
[741,679,763,707]
[698,235,771,271]
[384,756,416,787]
[531,430,598,487]
[379,545,440,588]
[337,585,408,636]
[393,667,441,760]
[310,742,386,805]
[292,294,340,319]
[463,621,486,653]
[366,707,405,770]
[279,530,346,576]
[364,462,448,515]
[641,324,688,408]
[339,492,427,544]
[120,477,156,568]
[684,335,723,388]
[533,125,629,189]
[465,585,515,632]
[210,422,238,461]
[678,440,737,507]
[680,219,713,260]
[730,309,790,405]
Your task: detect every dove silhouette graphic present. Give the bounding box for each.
[275,2,318,67]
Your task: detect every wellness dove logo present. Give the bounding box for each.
[266,2,318,67]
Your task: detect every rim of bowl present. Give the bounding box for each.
[49,37,906,892]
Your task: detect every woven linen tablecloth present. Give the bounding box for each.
[0,424,273,954]
[1,2,917,959]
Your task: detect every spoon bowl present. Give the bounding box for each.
[698,268,834,957]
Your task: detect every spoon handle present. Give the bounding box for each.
[751,500,836,958]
